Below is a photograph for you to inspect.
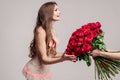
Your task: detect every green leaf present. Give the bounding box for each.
[83,53,91,66]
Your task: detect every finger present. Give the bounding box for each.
[89,53,93,56]
[72,59,77,62]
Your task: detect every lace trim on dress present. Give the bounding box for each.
[23,66,52,78]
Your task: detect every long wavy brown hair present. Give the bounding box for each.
[29,1,57,58]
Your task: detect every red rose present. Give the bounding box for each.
[76,29,84,37]
[65,51,71,55]
[81,47,86,54]
[75,52,82,56]
[82,28,91,36]
[71,51,76,56]
[84,34,93,43]
[97,29,103,34]
[88,23,96,30]
[66,47,71,52]
[91,30,98,38]
[74,47,81,56]
[69,35,76,40]
[75,38,84,46]
[70,40,77,47]
[96,22,101,28]
[81,25,88,29]
[82,42,92,52]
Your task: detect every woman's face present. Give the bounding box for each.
[52,5,61,21]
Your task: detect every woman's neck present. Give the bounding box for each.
[51,20,56,27]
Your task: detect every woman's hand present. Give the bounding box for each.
[62,52,77,62]
[90,49,102,57]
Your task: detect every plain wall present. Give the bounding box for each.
[0,0,120,80]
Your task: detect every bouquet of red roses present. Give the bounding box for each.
[65,22,120,80]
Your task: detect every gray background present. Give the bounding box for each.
[0,0,120,80]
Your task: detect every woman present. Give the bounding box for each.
[91,49,120,60]
[22,1,76,80]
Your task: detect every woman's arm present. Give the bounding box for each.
[91,49,120,60]
[35,27,76,64]
[52,52,64,58]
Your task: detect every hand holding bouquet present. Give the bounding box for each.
[65,22,120,80]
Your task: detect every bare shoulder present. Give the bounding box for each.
[35,26,46,37]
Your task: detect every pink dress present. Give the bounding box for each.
[22,30,59,80]
[22,55,52,80]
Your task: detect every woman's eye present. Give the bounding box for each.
[55,9,57,11]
